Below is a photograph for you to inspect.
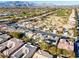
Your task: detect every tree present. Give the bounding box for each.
[62,49,69,57]
[48,46,57,55]
[9,32,24,39]
[22,37,30,43]
[38,39,49,51]
[60,49,75,58]
[65,51,75,58]
[57,48,62,55]
[23,11,26,14]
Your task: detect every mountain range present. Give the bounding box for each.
[0,1,78,8]
[0,1,56,8]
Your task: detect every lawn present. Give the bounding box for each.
[56,9,67,16]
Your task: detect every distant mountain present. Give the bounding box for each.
[0,1,79,8]
[0,1,35,8]
[0,1,56,8]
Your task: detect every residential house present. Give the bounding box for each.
[0,38,24,57]
[11,42,37,58]
[0,34,11,43]
[33,50,53,58]
[57,39,74,52]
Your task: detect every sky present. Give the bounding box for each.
[0,0,79,1]
[33,1,79,5]
[51,1,79,5]
[0,0,79,5]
